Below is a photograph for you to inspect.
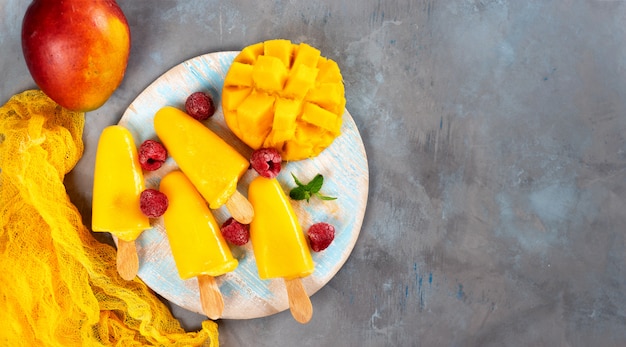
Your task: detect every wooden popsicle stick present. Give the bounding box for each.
[284,277,313,324]
[225,189,254,224]
[116,239,138,281]
[198,274,224,320]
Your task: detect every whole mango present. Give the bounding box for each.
[21,0,131,112]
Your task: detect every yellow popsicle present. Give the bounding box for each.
[160,170,238,279]
[248,177,314,279]
[154,106,253,223]
[160,170,238,320]
[92,125,149,238]
[92,125,150,280]
[248,176,314,323]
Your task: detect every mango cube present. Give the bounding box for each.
[224,62,254,87]
[234,42,264,64]
[264,98,300,147]
[222,86,252,112]
[236,91,275,148]
[301,102,341,135]
[263,39,293,68]
[284,64,318,99]
[273,98,300,131]
[293,43,321,69]
[306,82,345,113]
[252,55,288,92]
[316,58,343,83]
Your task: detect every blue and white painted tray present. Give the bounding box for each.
[119,51,368,319]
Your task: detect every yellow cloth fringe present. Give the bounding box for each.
[0,90,218,346]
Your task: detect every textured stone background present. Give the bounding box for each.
[2,1,626,346]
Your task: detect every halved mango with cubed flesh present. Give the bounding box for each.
[223,39,345,160]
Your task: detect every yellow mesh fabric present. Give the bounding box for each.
[0,90,218,346]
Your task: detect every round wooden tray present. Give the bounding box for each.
[118,51,368,319]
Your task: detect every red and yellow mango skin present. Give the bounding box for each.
[21,0,131,112]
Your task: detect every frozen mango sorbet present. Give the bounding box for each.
[222,39,346,161]
[92,125,150,241]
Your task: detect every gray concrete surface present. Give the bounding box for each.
[2,0,626,346]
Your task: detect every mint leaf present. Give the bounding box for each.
[316,193,337,201]
[306,174,324,193]
[289,187,308,200]
[291,172,305,187]
[289,173,336,203]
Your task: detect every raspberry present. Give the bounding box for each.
[138,140,167,171]
[185,91,216,121]
[220,217,250,246]
[250,148,282,178]
[307,222,335,252]
[140,189,169,218]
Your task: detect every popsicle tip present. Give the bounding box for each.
[116,239,139,281]
[198,275,225,320]
[225,190,254,224]
[284,277,313,324]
